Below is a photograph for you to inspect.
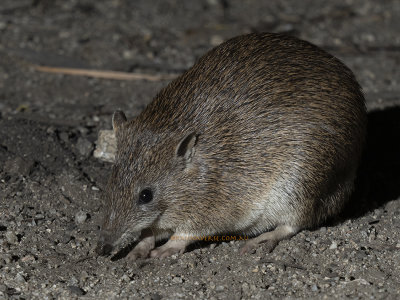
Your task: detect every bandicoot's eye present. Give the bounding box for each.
[138,188,153,204]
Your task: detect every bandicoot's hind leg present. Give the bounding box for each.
[240,225,299,254]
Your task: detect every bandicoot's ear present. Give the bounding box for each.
[112,110,127,131]
[176,132,198,163]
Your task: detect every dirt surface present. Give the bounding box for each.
[1,0,400,299]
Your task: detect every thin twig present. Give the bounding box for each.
[33,65,178,81]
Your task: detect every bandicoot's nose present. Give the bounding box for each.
[95,241,113,256]
[95,231,114,256]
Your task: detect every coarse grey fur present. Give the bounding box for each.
[96,32,366,259]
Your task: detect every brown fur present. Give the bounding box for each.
[96,32,366,258]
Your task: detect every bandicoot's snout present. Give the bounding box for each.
[95,231,114,256]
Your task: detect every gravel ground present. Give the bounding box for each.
[0,0,399,299]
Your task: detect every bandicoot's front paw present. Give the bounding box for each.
[126,247,151,261]
[150,246,184,259]
[126,235,155,261]
[149,236,189,259]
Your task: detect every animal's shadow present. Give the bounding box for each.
[342,105,400,220]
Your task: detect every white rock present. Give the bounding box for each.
[75,211,88,224]
[329,241,338,250]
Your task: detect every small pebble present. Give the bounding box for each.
[15,273,26,283]
[2,254,12,264]
[60,233,72,244]
[5,231,18,244]
[75,211,88,224]
[68,285,86,296]
[172,276,183,283]
[76,137,93,157]
[21,254,35,263]
[80,271,88,283]
[149,293,162,300]
[59,132,69,143]
[215,285,225,292]
[4,156,34,176]
[35,214,44,220]
[242,282,250,293]
[329,241,338,250]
